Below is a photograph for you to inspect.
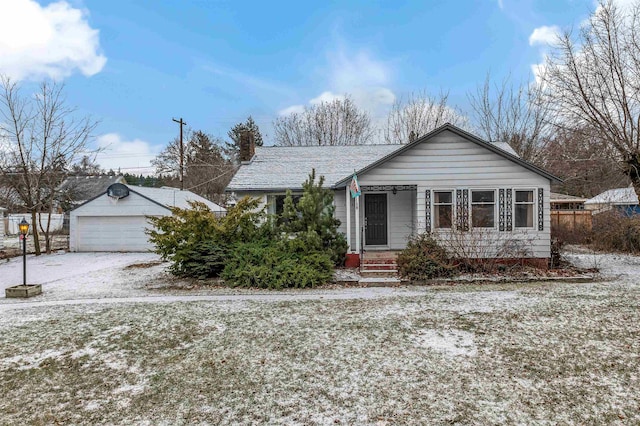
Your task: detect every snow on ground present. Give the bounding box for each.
[0,249,638,424]
[0,251,163,300]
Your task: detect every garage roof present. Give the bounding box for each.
[131,186,225,212]
[72,185,226,212]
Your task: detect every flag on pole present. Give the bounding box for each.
[350,173,361,198]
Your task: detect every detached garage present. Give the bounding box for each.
[70,184,225,252]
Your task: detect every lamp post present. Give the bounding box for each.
[19,218,29,287]
[5,217,40,298]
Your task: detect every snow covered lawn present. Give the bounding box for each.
[0,251,163,300]
[0,250,639,424]
[0,253,640,425]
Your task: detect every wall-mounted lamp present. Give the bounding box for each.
[392,186,397,195]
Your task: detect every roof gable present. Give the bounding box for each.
[334,123,561,187]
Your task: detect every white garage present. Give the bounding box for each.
[70,184,225,252]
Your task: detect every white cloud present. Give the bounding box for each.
[310,91,345,105]
[497,0,504,10]
[529,25,561,46]
[0,0,106,80]
[279,45,396,121]
[94,133,161,176]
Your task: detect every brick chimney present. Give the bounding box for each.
[239,130,255,164]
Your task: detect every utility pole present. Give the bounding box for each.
[172,117,187,190]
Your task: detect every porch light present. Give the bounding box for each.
[392,186,397,195]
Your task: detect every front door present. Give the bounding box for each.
[365,193,388,246]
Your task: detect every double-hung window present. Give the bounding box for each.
[433,191,453,229]
[471,190,495,228]
[515,190,534,228]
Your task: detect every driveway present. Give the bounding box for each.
[0,252,161,301]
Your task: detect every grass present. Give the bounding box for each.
[1,279,639,425]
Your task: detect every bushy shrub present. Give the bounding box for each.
[396,233,455,280]
[147,169,344,286]
[221,240,333,288]
[590,210,640,253]
[147,198,270,278]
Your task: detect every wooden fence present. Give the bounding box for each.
[551,210,592,233]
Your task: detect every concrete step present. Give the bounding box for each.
[360,269,399,278]
[358,277,402,287]
[362,258,397,265]
[360,263,397,271]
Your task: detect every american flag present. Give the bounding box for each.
[350,174,361,198]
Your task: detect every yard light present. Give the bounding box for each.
[19,218,29,287]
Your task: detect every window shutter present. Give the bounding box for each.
[425,189,431,232]
[506,189,513,231]
[456,189,469,231]
[537,188,544,231]
[499,189,505,231]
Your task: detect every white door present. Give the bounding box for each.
[77,216,153,252]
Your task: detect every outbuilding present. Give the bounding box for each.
[70,184,225,252]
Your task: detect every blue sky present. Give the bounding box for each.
[0,0,603,173]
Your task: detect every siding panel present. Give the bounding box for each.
[358,131,551,258]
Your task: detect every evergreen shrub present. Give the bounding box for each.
[396,233,456,280]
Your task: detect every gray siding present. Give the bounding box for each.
[333,188,357,246]
[356,130,551,258]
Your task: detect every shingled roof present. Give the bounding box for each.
[58,175,126,205]
[226,123,558,192]
[226,144,400,192]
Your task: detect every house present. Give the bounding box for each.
[585,187,640,215]
[226,123,561,264]
[550,192,587,210]
[70,184,225,252]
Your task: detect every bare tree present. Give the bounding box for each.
[544,127,629,197]
[0,76,97,254]
[384,91,468,144]
[468,74,553,164]
[274,96,373,146]
[152,130,233,203]
[542,0,640,198]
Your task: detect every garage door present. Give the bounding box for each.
[77,216,153,252]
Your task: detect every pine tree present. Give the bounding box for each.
[279,169,347,264]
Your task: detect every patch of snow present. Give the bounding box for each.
[1,349,64,370]
[84,401,101,411]
[412,329,477,357]
[113,383,146,395]
[70,347,98,359]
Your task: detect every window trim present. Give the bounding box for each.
[432,190,454,230]
[513,188,536,229]
[470,189,497,229]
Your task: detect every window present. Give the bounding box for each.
[515,190,534,228]
[270,194,302,216]
[471,190,495,228]
[433,191,453,228]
